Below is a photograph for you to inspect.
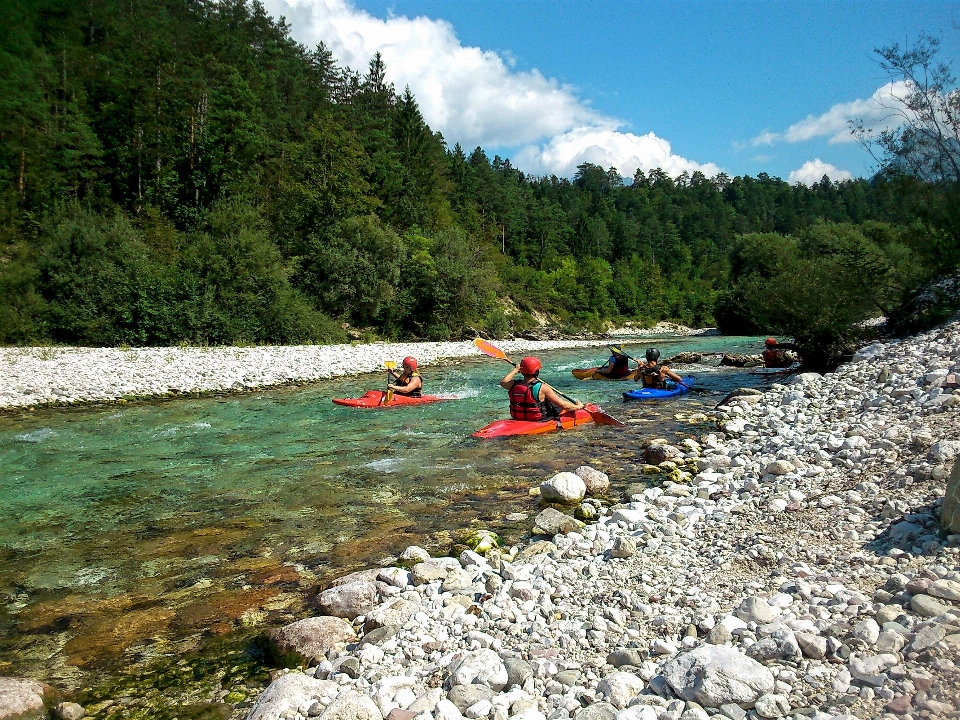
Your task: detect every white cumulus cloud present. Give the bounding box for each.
[514,127,721,179]
[263,0,719,178]
[753,82,911,147]
[788,159,853,186]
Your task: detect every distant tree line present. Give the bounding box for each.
[1,1,955,365]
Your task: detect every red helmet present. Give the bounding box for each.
[518,356,541,374]
[765,338,777,347]
[402,356,417,370]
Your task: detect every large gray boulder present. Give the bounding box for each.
[267,616,357,665]
[0,677,55,720]
[317,580,380,619]
[662,646,775,708]
[246,673,340,720]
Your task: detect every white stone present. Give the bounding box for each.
[662,646,775,708]
[540,472,587,503]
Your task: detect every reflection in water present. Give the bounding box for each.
[0,337,766,697]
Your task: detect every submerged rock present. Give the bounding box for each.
[0,677,55,720]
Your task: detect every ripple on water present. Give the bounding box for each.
[14,428,57,443]
[363,458,403,473]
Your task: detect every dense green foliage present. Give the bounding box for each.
[0,0,952,350]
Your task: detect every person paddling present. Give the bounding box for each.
[762,338,800,369]
[501,356,584,420]
[635,348,686,389]
[594,345,635,379]
[387,356,423,397]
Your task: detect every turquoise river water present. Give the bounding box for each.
[0,336,771,712]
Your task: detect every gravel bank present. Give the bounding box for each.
[0,338,628,410]
[222,320,960,720]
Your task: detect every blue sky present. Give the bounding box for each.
[264,0,960,184]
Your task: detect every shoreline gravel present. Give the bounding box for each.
[219,319,959,720]
[0,330,714,411]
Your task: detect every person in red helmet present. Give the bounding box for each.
[500,356,584,421]
[387,356,423,397]
[761,338,799,368]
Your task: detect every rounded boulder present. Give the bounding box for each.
[540,472,586,503]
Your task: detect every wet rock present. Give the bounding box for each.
[0,678,55,720]
[268,616,356,665]
[399,546,431,564]
[663,646,775,708]
[462,530,501,554]
[643,444,681,465]
[533,508,582,535]
[317,580,380,620]
[54,703,86,720]
[667,352,702,365]
[328,568,382,587]
[575,466,611,495]
[720,353,761,367]
[318,690,383,720]
[540,472,587,503]
[574,503,599,521]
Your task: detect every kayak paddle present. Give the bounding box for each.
[472,338,624,427]
[383,360,396,405]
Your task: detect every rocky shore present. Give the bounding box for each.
[0,338,625,410]
[222,319,959,720]
[3,318,959,720]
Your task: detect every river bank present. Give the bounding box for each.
[219,320,960,720]
[0,328,715,411]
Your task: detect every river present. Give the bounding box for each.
[0,336,771,715]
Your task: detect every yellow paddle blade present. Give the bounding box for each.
[474,337,508,361]
[384,360,397,369]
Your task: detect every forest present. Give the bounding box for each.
[1,0,957,364]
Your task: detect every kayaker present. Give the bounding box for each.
[762,338,799,368]
[387,356,423,397]
[595,345,635,379]
[501,356,584,420]
[636,348,686,389]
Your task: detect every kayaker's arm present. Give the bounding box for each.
[500,365,521,390]
[389,376,422,395]
[663,367,685,384]
[541,384,584,412]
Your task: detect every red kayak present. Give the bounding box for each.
[332,390,449,408]
[472,404,600,439]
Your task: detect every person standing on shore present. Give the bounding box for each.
[501,356,584,420]
[387,356,423,397]
[635,348,686,389]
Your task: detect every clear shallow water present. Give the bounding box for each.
[0,336,768,695]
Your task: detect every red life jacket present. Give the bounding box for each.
[509,379,547,421]
[762,349,787,368]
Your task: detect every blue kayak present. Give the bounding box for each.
[623,377,695,401]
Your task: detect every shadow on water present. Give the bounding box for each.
[0,336,771,711]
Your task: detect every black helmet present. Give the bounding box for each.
[645,348,660,362]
